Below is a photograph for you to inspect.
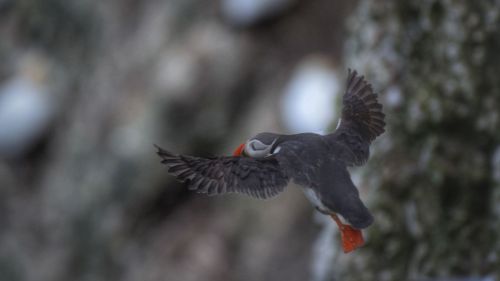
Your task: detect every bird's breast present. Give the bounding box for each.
[301,187,327,210]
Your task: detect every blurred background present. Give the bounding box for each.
[0,0,499,281]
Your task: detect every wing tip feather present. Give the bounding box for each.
[343,69,386,140]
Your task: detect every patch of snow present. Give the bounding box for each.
[281,58,339,134]
[0,67,53,158]
[310,214,337,281]
[155,48,197,95]
[385,86,403,107]
[492,146,500,183]
[404,201,422,237]
[221,0,296,27]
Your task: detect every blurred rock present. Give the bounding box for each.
[417,278,495,281]
[0,1,357,281]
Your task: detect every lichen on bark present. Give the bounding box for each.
[340,1,500,280]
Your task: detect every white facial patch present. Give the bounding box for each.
[272,145,281,154]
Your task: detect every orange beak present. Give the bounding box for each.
[331,214,365,253]
[233,143,245,156]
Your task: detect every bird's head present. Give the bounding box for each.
[233,132,281,158]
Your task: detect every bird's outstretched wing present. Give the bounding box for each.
[328,69,385,166]
[155,145,289,199]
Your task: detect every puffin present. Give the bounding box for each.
[155,69,385,253]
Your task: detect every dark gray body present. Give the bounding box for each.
[268,133,373,229]
[156,69,384,230]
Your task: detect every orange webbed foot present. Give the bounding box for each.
[330,214,365,253]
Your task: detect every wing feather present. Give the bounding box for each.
[156,145,289,199]
[328,69,386,166]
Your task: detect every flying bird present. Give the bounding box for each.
[155,69,385,253]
